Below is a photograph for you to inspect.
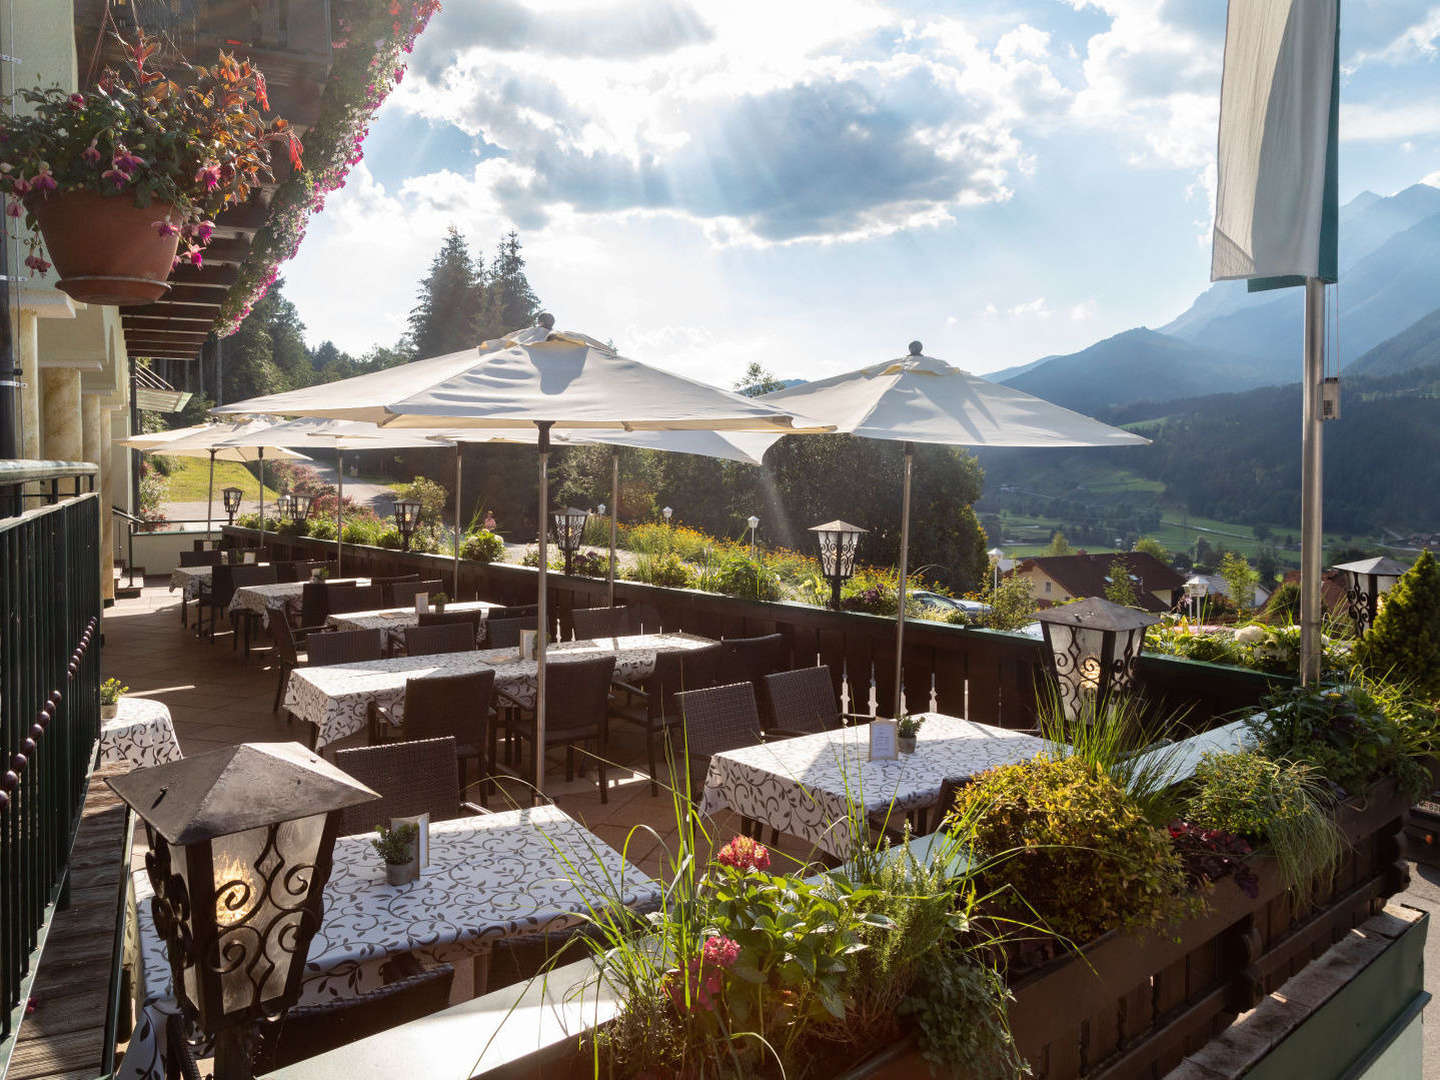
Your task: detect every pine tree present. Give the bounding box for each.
[476,231,541,339]
[1356,550,1440,697]
[1105,559,1139,607]
[735,362,784,397]
[408,227,483,358]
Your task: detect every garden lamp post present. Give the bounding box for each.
[809,520,867,610]
[1184,575,1208,625]
[1035,597,1159,724]
[393,498,421,552]
[1331,556,1408,634]
[552,506,589,577]
[276,493,297,522]
[662,506,673,524]
[291,491,314,521]
[987,547,1005,593]
[222,486,244,526]
[106,744,378,1080]
[747,515,760,559]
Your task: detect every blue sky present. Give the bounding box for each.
[283,0,1440,383]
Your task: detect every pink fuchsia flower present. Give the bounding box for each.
[101,168,131,189]
[715,835,770,872]
[67,93,85,110]
[0,163,13,174]
[81,142,102,165]
[31,165,57,193]
[153,219,180,237]
[23,254,51,275]
[6,201,21,218]
[195,163,222,191]
[184,245,203,268]
[10,175,31,196]
[701,935,740,969]
[194,220,215,243]
[112,146,146,173]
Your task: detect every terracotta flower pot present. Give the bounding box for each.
[27,190,182,305]
[101,701,119,721]
[385,859,417,886]
[897,735,917,754]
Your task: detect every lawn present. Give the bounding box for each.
[156,456,280,502]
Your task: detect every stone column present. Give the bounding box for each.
[83,395,115,600]
[17,312,41,459]
[41,368,82,462]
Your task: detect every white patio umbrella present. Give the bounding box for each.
[752,341,1150,716]
[117,420,310,543]
[219,317,804,797]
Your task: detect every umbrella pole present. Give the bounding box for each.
[534,422,553,803]
[453,443,462,597]
[205,448,215,546]
[892,442,914,718]
[258,447,265,549]
[1299,279,1325,685]
[336,449,344,576]
[608,448,619,607]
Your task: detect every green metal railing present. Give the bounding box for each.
[0,461,101,1045]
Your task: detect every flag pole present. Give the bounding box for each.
[1299,278,1325,684]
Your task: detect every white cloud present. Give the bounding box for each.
[1423,168,1440,187]
[1008,297,1052,318]
[1069,298,1097,320]
[1341,101,1440,141]
[1346,7,1440,70]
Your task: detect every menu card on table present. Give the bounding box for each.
[868,718,898,761]
[414,592,429,615]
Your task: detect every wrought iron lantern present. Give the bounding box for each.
[1332,556,1409,633]
[276,493,297,521]
[107,744,377,1079]
[1035,597,1159,723]
[393,498,422,551]
[552,506,590,576]
[809,520,868,609]
[747,515,760,558]
[1183,575,1208,622]
[222,487,244,524]
[291,492,314,520]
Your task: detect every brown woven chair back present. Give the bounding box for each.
[675,681,764,764]
[390,579,445,608]
[762,665,841,735]
[490,604,539,621]
[269,614,302,666]
[328,584,384,614]
[418,607,486,632]
[485,615,547,650]
[300,579,355,626]
[544,655,618,736]
[273,560,314,583]
[372,572,422,588]
[570,605,632,639]
[306,628,384,667]
[335,736,462,833]
[179,549,223,567]
[644,643,723,721]
[259,964,455,1072]
[627,604,664,634]
[720,633,789,686]
[402,670,495,745]
[403,622,475,656]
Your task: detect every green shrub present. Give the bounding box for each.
[1263,582,1300,622]
[341,519,382,545]
[898,945,1026,1080]
[307,518,337,542]
[712,553,781,601]
[955,756,1197,948]
[234,512,261,530]
[460,529,505,563]
[632,551,693,588]
[1248,680,1437,799]
[376,526,402,549]
[1187,750,1344,907]
[1355,550,1440,699]
[395,476,448,526]
[979,574,1036,632]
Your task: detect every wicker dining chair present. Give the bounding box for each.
[570,605,632,640]
[368,670,497,800]
[489,603,539,622]
[299,579,358,629]
[484,615,546,651]
[627,604,664,634]
[390,579,445,608]
[327,584,384,615]
[418,607,486,642]
[674,681,767,795]
[762,665,871,737]
[269,614,308,714]
[250,963,456,1073]
[720,633,790,722]
[501,655,618,802]
[178,549,223,567]
[372,572,421,606]
[306,628,384,667]
[610,643,723,796]
[401,621,475,657]
[334,737,484,834]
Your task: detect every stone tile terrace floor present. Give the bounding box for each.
[103,579,790,881]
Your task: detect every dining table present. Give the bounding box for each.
[228,576,372,628]
[700,713,1048,858]
[285,631,716,750]
[99,697,183,771]
[119,804,659,1079]
[327,599,500,651]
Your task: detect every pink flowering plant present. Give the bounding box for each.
[0,32,300,274]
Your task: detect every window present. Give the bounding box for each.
[1044,581,1052,594]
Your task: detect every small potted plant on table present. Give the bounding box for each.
[897,714,924,754]
[430,591,449,614]
[100,678,128,721]
[372,822,419,885]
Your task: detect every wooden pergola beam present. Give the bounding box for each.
[126,302,222,320]
[122,316,215,331]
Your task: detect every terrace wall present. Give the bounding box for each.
[228,527,1286,731]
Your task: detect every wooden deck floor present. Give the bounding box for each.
[7,763,130,1080]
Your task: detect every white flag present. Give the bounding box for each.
[1211,0,1339,285]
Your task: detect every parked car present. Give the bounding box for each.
[911,591,990,620]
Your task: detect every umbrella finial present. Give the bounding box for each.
[908,340,923,356]
[537,312,555,330]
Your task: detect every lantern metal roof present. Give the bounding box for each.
[106,742,378,845]
[1330,557,1410,578]
[1034,596,1161,633]
[808,520,869,535]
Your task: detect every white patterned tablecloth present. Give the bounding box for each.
[130,805,658,1009]
[99,697,183,770]
[228,577,372,628]
[285,632,714,749]
[328,600,499,650]
[166,566,210,601]
[701,714,1047,858]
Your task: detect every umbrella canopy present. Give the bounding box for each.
[753,341,1149,716]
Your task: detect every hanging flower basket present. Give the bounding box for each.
[0,31,300,305]
[28,190,182,305]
